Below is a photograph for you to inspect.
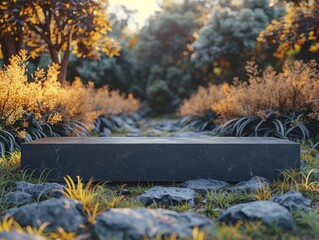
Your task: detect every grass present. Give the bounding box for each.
[0,143,317,239]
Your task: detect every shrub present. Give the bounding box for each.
[0,51,141,154]
[179,84,225,117]
[180,60,319,140]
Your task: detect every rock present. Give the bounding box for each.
[138,186,195,206]
[181,179,230,193]
[271,190,312,211]
[5,191,33,206]
[218,201,296,231]
[93,208,216,240]
[230,176,269,192]
[0,231,46,240]
[15,181,64,200]
[3,198,85,232]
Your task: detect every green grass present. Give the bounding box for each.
[0,142,318,239]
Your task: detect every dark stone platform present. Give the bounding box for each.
[21,137,300,182]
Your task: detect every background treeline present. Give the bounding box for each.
[5,0,318,116]
[65,0,318,115]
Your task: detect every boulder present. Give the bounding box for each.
[181,179,230,193]
[230,176,269,192]
[3,198,85,232]
[271,190,312,211]
[15,181,64,200]
[218,200,296,231]
[138,186,195,206]
[4,191,33,206]
[0,231,46,240]
[93,208,216,240]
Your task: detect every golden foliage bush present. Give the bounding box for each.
[180,60,319,122]
[0,51,141,133]
[179,84,225,117]
[0,50,60,127]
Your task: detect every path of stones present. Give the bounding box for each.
[1,118,312,239]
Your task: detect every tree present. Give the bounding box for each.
[133,0,206,114]
[258,0,319,60]
[66,5,138,92]
[192,0,280,82]
[0,0,120,84]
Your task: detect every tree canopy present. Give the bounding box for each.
[0,0,120,83]
[258,0,319,60]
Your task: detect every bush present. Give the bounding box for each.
[180,60,319,140]
[0,51,141,154]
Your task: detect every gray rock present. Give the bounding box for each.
[271,190,312,211]
[138,186,195,206]
[230,176,269,192]
[218,201,296,231]
[0,231,46,240]
[5,191,33,206]
[3,198,85,232]
[16,181,64,200]
[93,208,216,240]
[181,179,230,193]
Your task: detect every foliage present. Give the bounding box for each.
[67,6,137,92]
[258,0,319,60]
[192,0,280,82]
[0,0,120,83]
[179,85,225,117]
[0,51,141,154]
[180,60,319,140]
[132,1,205,114]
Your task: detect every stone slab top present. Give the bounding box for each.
[22,137,299,145]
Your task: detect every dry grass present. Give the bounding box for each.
[180,60,319,122]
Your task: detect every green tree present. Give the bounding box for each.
[192,0,281,82]
[66,5,138,93]
[133,0,206,114]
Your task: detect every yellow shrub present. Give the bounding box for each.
[0,51,141,134]
[179,84,225,117]
[180,60,319,121]
[213,61,319,119]
[0,50,60,126]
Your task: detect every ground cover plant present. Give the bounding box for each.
[0,144,317,239]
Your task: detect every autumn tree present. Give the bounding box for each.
[0,0,120,84]
[258,0,319,60]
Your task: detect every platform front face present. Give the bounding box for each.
[21,137,300,182]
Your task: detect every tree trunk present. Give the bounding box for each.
[59,49,71,86]
[0,32,19,65]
